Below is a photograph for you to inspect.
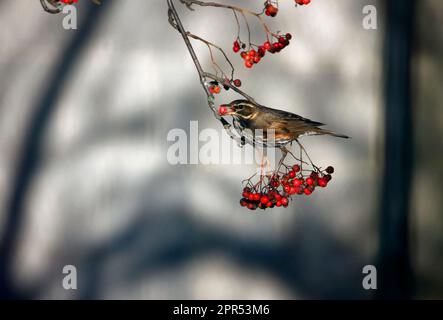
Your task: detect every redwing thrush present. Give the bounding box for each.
[219,99,349,147]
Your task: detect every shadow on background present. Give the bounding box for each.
[1,0,441,300]
[0,0,113,299]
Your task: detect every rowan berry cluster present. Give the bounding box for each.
[207,79,242,95]
[240,162,335,211]
[234,33,292,69]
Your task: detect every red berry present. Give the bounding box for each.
[218,105,228,116]
[281,197,289,206]
[240,51,247,59]
[286,33,292,40]
[292,164,300,172]
[293,179,302,187]
[260,195,270,204]
[304,188,312,196]
[253,56,261,64]
[245,60,253,68]
[324,174,332,182]
[276,201,282,207]
[318,178,328,188]
[264,41,272,51]
[288,171,296,179]
[271,180,280,188]
[253,193,261,201]
[306,177,315,186]
[284,185,291,193]
[258,48,265,57]
[266,5,278,17]
[233,79,242,87]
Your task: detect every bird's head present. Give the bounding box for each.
[218,100,257,119]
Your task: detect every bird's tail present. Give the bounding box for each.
[316,128,350,139]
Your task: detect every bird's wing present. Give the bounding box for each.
[259,105,325,127]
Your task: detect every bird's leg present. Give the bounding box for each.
[299,142,304,172]
[277,146,289,173]
[258,148,265,175]
[260,154,269,176]
[257,149,270,191]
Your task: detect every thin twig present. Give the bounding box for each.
[40,0,61,13]
[180,0,277,40]
[186,32,235,81]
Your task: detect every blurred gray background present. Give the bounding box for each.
[0,0,441,299]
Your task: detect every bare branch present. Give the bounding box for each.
[167,0,251,146]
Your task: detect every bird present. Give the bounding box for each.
[219,99,349,148]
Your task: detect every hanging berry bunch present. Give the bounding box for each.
[169,0,312,97]
[230,0,306,70]
[240,159,334,211]
[235,33,292,69]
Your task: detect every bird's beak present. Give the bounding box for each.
[219,104,234,116]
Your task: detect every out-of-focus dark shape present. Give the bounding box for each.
[377,0,415,299]
[0,0,111,299]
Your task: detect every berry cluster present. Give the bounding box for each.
[295,0,311,6]
[234,33,292,69]
[240,185,289,210]
[240,163,335,211]
[207,79,242,95]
